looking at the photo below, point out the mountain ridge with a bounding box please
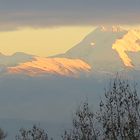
[7,57,91,77]
[55,26,140,72]
[0,26,140,77]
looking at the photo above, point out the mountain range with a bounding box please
[1,26,140,140]
[1,26,140,77]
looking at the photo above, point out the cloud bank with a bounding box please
[0,0,140,30]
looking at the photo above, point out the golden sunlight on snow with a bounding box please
[100,25,125,32]
[90,42,95,46]
[8,57,91,76]
[112,30,140,67]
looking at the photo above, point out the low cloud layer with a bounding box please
[0,0,140,31]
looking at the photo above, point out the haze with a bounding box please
[0,26,93,57]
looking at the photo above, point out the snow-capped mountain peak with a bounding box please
[1,26,140,77]
[55,26,140,72]
[112,29,140,67]
[99,25,126,32]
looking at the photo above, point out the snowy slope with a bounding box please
[56,26,140,72]
[7,57,91,76]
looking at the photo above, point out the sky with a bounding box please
[0,0,140,56]
[0,26,93,57]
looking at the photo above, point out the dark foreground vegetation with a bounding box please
[1,76,140,140]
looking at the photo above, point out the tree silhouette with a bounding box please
[62,76,140,140]
[12,75,140,140]
[97,76,140,140]
[62,102,98,140]
[15,125,49,140]
[0,128,7,140]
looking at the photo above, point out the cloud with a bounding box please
[0,0,140,31]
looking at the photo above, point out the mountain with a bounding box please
[0,52,34,67]
[0,52,90,77]
[1,26,140,77]
[55,26,140,72]
[0,26,140,139]
[7,57,91,76]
